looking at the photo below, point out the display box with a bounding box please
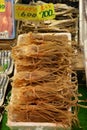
[0,0,15,39]
[7,121,71,130]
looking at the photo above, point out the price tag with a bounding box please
[14,3,55,21]
[0,0,5,12]
[15,4,38,21]
[37,3,55,20]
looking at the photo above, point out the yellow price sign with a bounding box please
[15,4,38,21]
[0,0,5,12]
[37,3,55,20]
[15,3,55,21]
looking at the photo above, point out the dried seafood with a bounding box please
[7,32,78,127]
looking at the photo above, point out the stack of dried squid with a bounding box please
[7,32,78,127]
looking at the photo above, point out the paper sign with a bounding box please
[15,4,38,21]
[0,0,5,12]
[15,3,55,21]
[38,3,55,20]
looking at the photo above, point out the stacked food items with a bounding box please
[7,32,78,127]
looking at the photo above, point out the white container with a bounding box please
[7,121,71,130]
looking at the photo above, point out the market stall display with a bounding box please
[0,0,87,130]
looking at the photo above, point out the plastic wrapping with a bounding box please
[0,0,15,39]
[0,74,9,106]
[0,50,14,75]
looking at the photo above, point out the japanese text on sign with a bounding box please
[14,3,55,21]
[15,4,38,21]
[38,3,55,20]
